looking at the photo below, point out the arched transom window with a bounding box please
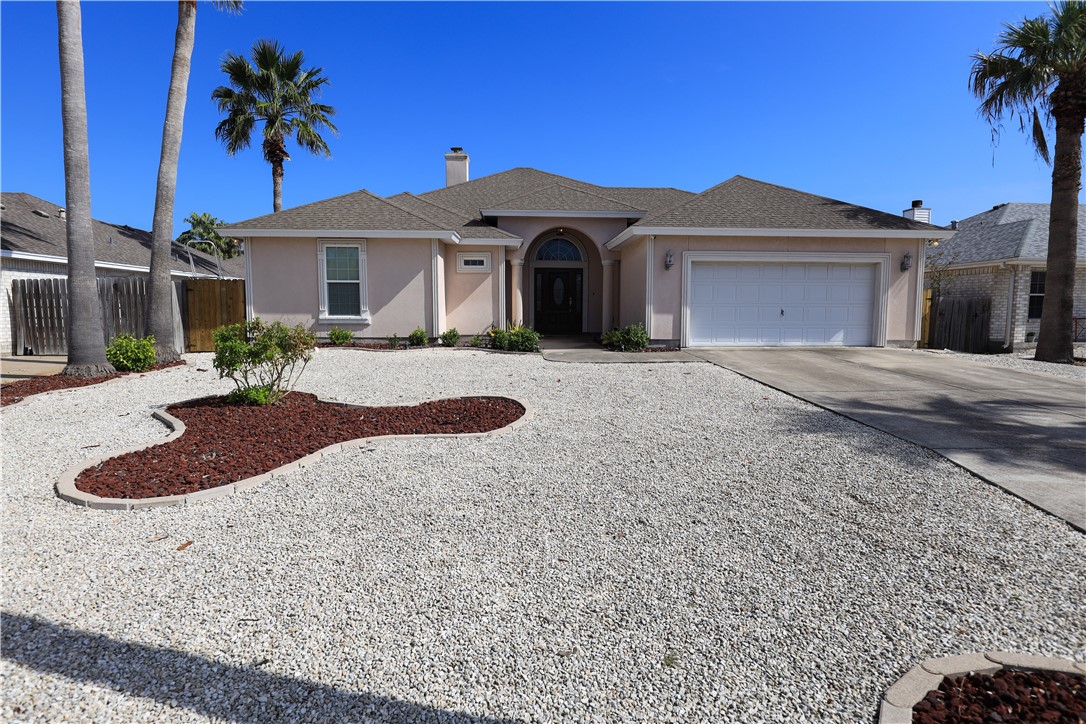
[535,238,582,262]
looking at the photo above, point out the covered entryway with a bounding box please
[686,259,881,347]
[532,237,586,335]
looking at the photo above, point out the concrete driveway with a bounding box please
[689,347,1086,532]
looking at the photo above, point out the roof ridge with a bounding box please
[637,177,744,225]
[350,189,447,230]
[396,192,473,221]
[551,182,643,210]
[493,182,642,211]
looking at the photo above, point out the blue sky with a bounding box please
[0,1,1062,233]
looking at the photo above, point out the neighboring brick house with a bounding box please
[1,192,244,354]
[925,203,1086,349]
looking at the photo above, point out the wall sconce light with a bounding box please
[556,228,565,236]
[665,250,674,270]
[900,252,913,272]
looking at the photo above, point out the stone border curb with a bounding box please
[878,651,1085,723]
[316,345,539,356]
[55,394,533,511]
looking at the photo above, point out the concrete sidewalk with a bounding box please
[540,336,701,363]
[1,356,66,384]
[689,347,1086,532]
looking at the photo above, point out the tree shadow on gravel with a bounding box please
[2,612,520,724]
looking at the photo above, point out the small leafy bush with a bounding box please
[226,385,272,406]
[408,326,428,346]
[440,328,461,347]
[106,334,157,372]
[601,323,649,352]
[387,333,401,349]
[327,327,354,346]
[212,318,316,405]
[489,324,540,352]
[469,335,484,348]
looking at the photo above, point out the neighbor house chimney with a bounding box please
[445,147,469,187]
[58,208,66,220]
[902,199,931,224]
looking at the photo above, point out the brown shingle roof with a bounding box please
[386,193,519,240]
[637,176,945,232]
[221,189,447,232]
[1,192,243,277]
[484,183,643,213]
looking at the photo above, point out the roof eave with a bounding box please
[605,226,955,250]
[221,228,462,243]
[479,209,645,219]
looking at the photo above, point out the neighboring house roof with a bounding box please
[928,203,1086,266]
[636,176,945,232]
[1,192,242,277]
[481,183,644,215]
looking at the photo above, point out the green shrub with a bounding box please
[387,333,401,349]
[106,334,157,372]
[469,335,484,348]
[408,326,428,346]
[327,327,354,346]
[488,324,540,352]
[440,328,461,347]
[226,385,272,406]
[212,318,316,405]
[600,323,649,351]
[620,323,649,351]
[600,329,622,349]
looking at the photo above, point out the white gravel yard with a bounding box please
[2,349,1084,723]
[913,345,1086,381]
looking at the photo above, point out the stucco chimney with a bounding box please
[902,199,931,224]
[445,147,469,187]
[58,208,66,220]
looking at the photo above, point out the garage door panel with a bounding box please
[687,261,877,347]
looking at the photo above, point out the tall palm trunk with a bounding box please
[272,159,283,212]
[146,1,197,364]
[263,135,287,212]
[56,0,113,377]
[1035,82,1085,364]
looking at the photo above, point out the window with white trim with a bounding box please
[1028,271,1046,319]
[318,241,369,320]
[457,252,491,273]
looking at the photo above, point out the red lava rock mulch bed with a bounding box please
[74,392,525,499]
[1,361,185,407]
[912,669,1085,723]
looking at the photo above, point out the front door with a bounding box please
[536,268,582,334]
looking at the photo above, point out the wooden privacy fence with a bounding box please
[11,276,244,356]
[926,296,991,354]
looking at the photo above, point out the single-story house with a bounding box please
[1,192,244,354]
[221,149,951,348]
[925,202,1086,348]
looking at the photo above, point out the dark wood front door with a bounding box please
[535,268,582,334]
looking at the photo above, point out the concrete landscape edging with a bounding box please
[55,394,534,511]
[878,651,1086,723]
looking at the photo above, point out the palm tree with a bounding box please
[146,1,242,365]
[177,211,241,258]
[211,39,337,212]
[970,1,1086,364]
[56,0,114,377]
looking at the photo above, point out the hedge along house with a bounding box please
[925,203,1086,349]
[222,149,951,347]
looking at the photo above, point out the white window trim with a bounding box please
[457,252,492,273]
[318,239,371,323]
[680,251,891,348]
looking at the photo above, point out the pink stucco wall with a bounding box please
[248,236,435,338]
[444,245,502,334]
[644,235,923,344]
[618,237,648,328]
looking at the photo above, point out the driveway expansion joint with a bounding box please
[878,652,1084,723]
[54,394,534,510]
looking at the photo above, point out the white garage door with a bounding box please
[687,262,876,346]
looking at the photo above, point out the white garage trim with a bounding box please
[681,251,891,348]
